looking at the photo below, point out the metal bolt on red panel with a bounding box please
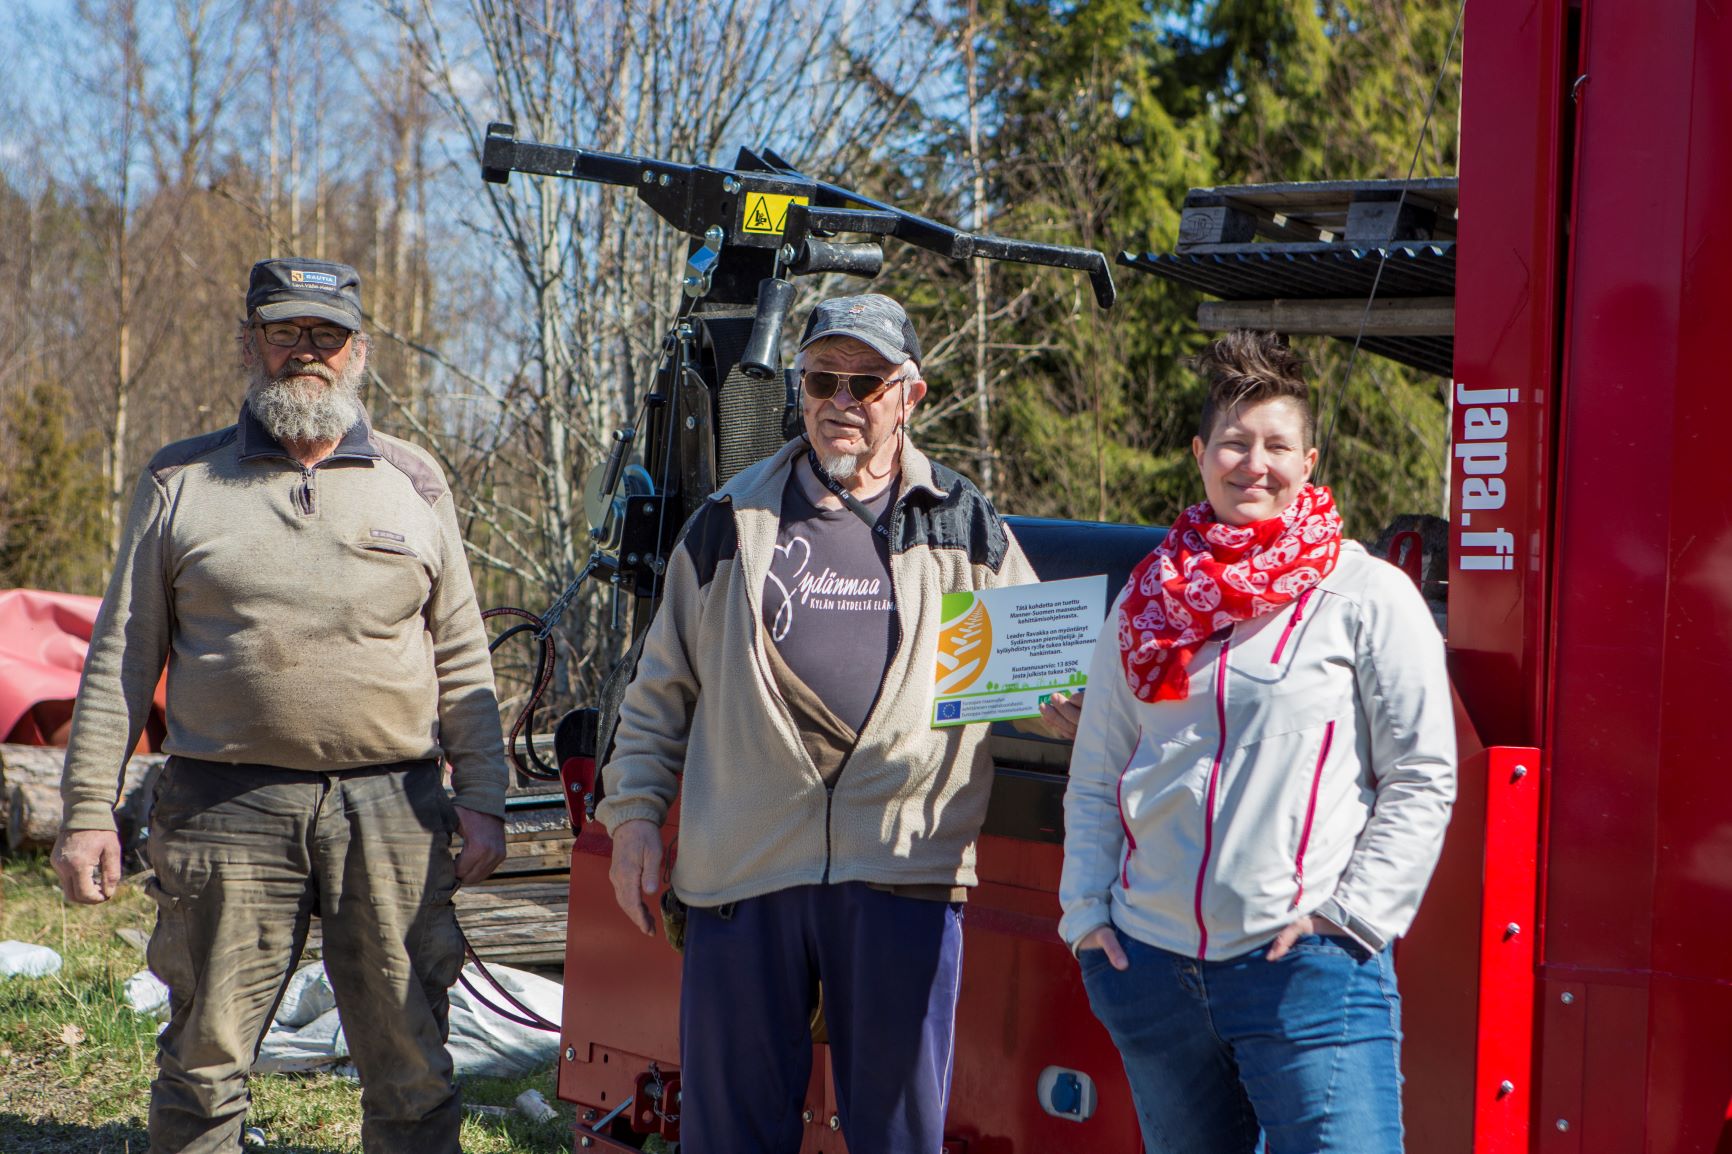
[829,1115,841,1130]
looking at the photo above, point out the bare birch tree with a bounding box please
[375,0,942,700]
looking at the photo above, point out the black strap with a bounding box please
[806,447,891,542]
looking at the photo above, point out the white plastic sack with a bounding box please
[124,968,171,1014]
[255,1006,350,1074]
[254,961,563,1078]
[445,963,564,1078]
[273,962,337,1027]
[0,941,62,979]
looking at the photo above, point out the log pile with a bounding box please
[0,744,166,852]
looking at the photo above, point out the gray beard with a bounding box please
[245,354,366,444]
[816,450,861,482]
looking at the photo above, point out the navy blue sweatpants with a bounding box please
[679,882,965,1154]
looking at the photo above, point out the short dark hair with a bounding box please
[1195,330,1315,449]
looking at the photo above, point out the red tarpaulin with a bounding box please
[0,589,165,748]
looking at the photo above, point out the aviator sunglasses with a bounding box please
[801,368,911,404]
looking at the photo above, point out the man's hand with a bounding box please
[52,829,123,905]
[453,806,507,886]
[1076,924,1130,971]
[1039,690,1085,741]
[1266,914,1321,961]
[608,819,664,935]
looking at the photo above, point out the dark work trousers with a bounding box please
[679,882,965,1154]
[143,757,466,1154]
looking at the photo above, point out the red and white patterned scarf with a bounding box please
[1119,484,1343,703]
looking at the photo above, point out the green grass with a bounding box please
[0,854,596,1153]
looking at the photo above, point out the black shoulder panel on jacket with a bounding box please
[894,460,1010,573]
[148,426,239,484]
[679,500,739,587]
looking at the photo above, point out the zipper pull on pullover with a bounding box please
[298,466,317,515]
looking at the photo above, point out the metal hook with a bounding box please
[682,225,725,299]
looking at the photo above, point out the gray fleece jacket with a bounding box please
[61,406,507,830]
[596,438,1037,906]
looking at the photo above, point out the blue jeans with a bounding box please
[1081,929,1403,1154]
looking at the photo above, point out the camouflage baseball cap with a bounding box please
[798,293,921,366]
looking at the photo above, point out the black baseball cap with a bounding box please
[799,293,922,366]
[246,257,364,330]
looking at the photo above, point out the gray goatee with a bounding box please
[246,347,367,443]
[815,450,861,482]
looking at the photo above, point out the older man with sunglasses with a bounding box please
[53,257,507,1154]
[599,293,1036,1154]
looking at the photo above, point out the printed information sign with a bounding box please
[932,574,1108,727]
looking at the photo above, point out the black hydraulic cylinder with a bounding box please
[599,426,635,499]
[790,240,884,278]
[740,277,797,380]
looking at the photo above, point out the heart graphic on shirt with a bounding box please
[766,536,812,642]
[773,536,811,582]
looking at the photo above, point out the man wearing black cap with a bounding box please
[53,257,508,1153]
[597,292,1036,1153]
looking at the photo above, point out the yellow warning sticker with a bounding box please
[741,192,808,235]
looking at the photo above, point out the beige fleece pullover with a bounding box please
[60,407,508,829]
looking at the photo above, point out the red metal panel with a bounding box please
[1472,748,1542,1154]
[1449,0,1568,749]
[555,826,1140,1150]
[1545,0,1684,972]
[1401,727,1488,1154]
[943,835,1142,1152]
[1539,1,1732,1149]
[1403,738,1542,1154]
[1534,975,1651,1150]
[1536,979,1585,1154]
[1647,979,1732,1153]
[1648,0,1732,1133]
[557,829,683,1127]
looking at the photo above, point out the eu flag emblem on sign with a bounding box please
[937,700,962,721]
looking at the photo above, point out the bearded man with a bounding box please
[598,293,1037,1154]
[53,257,508,1154]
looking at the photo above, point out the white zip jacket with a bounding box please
[1058,541,1455,960]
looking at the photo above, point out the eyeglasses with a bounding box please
[801,369,909,405]
[253,321,353,351]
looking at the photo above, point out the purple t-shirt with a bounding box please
[760,459,898,733]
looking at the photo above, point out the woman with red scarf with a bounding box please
[1051,332,1455,1153]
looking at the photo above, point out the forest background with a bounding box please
[0,0,1460,707]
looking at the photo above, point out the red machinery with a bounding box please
[1435,0,1732,1149]
[501,0,1732,1147]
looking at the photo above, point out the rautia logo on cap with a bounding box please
[247,258,364,331]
